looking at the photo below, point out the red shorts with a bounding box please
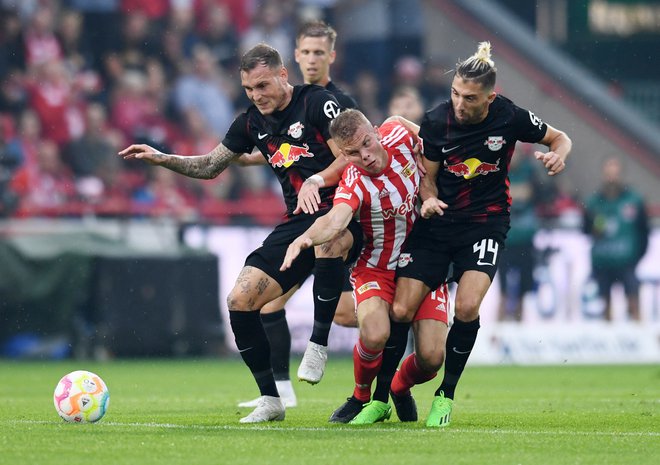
[351,266,449,324]
[415,282,449,324]
[351,266,396,307]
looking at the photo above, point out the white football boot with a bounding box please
[238,380,298,408]
[239,395,285,423]
[297,341,328,384]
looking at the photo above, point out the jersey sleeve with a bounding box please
[307,88,342,141]
[379,121,415,152]
[221,113,255,154]
[333,165,362,213]
[512,105,548,144]
[418,112,443,162]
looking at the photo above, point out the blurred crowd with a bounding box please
[0,0,454,223]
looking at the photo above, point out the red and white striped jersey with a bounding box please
[334,121,420,270]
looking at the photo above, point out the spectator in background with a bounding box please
[335,0,390,89]
[389,0,424,62]
[0,9,26,75]
[496,144,542,322]
[57,9,94,74]
[23,3,62,70]
[239,0,296,69]
[11,139,76,215]
[197,2,240,73]
[173,43,235,138]
[583,157,649,321]
[352,71,385,125]
[387,85,424,124]
[26,59,85,147]
[65,0,122,71]
[0,115,21,216]
[193,0,254,37]
[132,167,198,220]
[172,107,237,203]
[5,109,41,171]
[392,55,424,92]
[108,9,160,74]
[64,102,123,202]
[109,69,153,140]
[167,1,200,59]
[420,56,453,108]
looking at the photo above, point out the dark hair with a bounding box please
[240,43,283,72]
[455,41,497,91]
[329,109,370,142]
[296,20,337,50]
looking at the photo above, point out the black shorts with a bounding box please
[245,211,363,293]
[395,218,509,290]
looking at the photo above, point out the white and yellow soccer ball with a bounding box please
[53,370,110,423]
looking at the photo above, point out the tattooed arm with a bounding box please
[118,143,241,179]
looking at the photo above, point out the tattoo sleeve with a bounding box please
[158,144,240,179]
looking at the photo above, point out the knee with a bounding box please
[226,289,253,311]
[391,300,414,323]
[415,349,444,373]
[333,309,357,328]
[454,295,481,321]
[359,325,389,350]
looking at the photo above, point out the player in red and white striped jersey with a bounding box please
[281,109,450,425]
[335,121,419,271]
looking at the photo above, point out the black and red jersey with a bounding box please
[325,81,357,110]
[222,85,342,217]
[420,94,547,224]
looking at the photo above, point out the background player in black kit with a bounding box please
[391,42,573,427]
[119,44,361,423]
[237,21,358,410]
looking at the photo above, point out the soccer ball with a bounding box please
[53,370,110,423]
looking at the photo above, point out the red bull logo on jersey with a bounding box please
[444,158,500,179]
[268,143,313,168]
[484,136,506,151]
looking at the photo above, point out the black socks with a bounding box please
[310,257,344,346]
[436,316,480,399]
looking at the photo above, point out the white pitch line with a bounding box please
[6,420,659,437]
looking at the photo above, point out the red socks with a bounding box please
[352,339,383,402]
[391,353,437,396]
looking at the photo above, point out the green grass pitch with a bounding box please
[1,358,658,465]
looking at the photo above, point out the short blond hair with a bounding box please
[329,109,371,143]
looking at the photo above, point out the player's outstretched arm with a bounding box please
[233,149,268,166]
[280,203,353,270]
[535,124,572,176]
[118,143,241,179]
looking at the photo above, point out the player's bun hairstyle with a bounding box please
[329,109,370,142]
[240,43,283,72]
[455,41,497,90]
[297,20,337,50]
